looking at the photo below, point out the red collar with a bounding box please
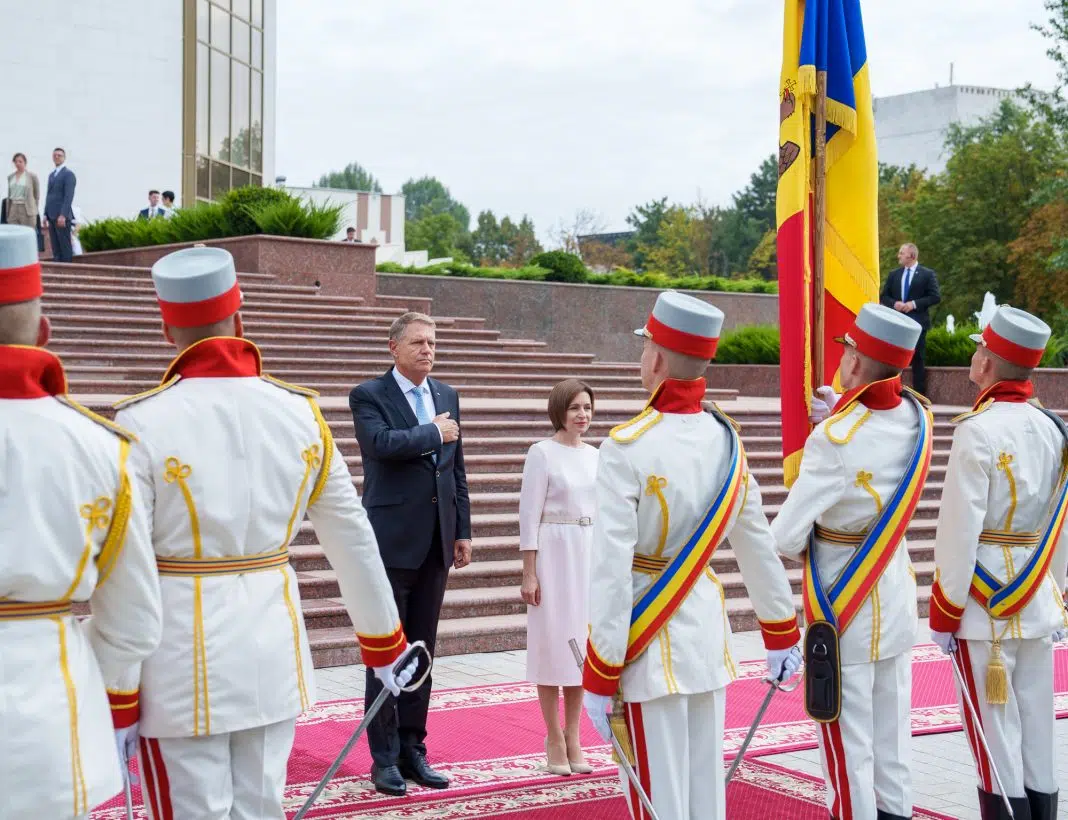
[832,376,903,413]
[974,380,1033,410]
[648,378,706,414]
[0,345,68,398]
[162,337,263,383]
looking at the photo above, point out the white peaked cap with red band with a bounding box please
[0,224,43,305]
[634,291,724,360]
[152,246,243,328]
[838,303,921,369]
[970,306,1050,369]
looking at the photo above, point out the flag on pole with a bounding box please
[776,0,880,487]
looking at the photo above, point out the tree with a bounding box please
[315,162,383,192]
[732,154,778,234]
[625,198,669,270]
[401,176,470,231]
[746,229,778,280]
[508,216,543,265]
[878,164,926,277]
[405,212,470,261]
[1021,0,1068,131]
[580,240,633,272]
[706,206,765,276]
[1009,193,1068,315]
[897,101,1068,321]
[551,209,605,256]
[471,210,505,265]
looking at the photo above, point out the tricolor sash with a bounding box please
[968,407,1068,619]
[802,391,933,633]
[625,409,746,663]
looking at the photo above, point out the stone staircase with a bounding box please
[42,262,1021,669]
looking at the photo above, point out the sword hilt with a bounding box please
[395,640,433,693]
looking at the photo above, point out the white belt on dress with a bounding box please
[540,515,593,527]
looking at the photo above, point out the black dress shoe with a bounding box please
[399,751,450,789]
[371,763,407,796]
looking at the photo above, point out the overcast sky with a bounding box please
[276,0,1060,240]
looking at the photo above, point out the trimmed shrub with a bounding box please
[79,187,339,252]
[924,326,979,367]
[714,326,781,364]
[529,251,587,283]
[219,186,293,236]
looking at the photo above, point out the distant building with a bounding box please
[577,231,635,251]
[874,85,1029,174]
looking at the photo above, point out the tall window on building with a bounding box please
[192,0,264,202]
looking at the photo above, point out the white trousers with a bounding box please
[138,719,296,820]
[954,638,1057,797]
[816,652,912,820]
[619,689,725,820]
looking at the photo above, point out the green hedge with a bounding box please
[376,260,777,294]
[715,326,781,364]
[924,326,980,366]
[79,186,343,252]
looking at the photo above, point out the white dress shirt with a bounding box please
[391,366,442,442]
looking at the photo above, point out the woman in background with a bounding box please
[6,153,40,228]
[519,379,598,776]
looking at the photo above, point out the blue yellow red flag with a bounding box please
[777,0,880,487]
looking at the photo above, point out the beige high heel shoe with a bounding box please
[545,738,572,776]
[565,735,593,774]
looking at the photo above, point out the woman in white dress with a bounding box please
[519,379,599,776]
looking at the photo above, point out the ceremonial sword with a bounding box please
[568,638,661,820]
[724,670,802,784]
[293,641,432,820]
[949,647,1015,819]
[122,770,134,820]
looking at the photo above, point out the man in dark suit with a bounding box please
[349,311,472,797]
[880,242,941,395]
[139,190,166,220]
[42,147,76,263]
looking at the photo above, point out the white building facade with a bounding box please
[2,0,277,222]
[873,85,1028,174]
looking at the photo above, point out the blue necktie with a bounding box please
[412,386,436,463]
[902,268,912,302]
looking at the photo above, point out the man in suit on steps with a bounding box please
[880,242,941,396]
[42,147,76,263]
[349,311,472,797]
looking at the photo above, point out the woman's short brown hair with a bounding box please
[11,153,26,163]
[547,379,595,431]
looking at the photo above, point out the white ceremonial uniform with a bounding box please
[115,338,405,820]
[772,384,923,820]
[586,384,800,820]
[0,347,162,820]
[931,392,1068,803]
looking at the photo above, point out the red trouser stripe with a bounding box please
[624,702,654,820]
[957,641,993,792]
[139,737,163,820]
[821,720,854,819]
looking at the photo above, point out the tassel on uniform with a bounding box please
[609,696,635,766]
[985,641,1008,705]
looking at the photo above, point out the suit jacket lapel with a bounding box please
[382,370,419,427]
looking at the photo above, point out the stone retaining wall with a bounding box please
[377,273,779,362]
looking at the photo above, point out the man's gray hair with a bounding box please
[901,242,919,259]
[389,311,436,342]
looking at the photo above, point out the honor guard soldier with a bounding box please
[772,303,932,820]
[582,291,802,820]
[114,247,416,819]
[930,306,1066,820]
[0,225,163,818]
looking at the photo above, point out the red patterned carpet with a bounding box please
[91,644,1066,819]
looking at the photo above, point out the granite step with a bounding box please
[41,262,279,282]
[42,291,403,315]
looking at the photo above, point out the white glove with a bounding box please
[373,656,419,697]
[115,723,140,787]
[766,645,803,683]
[583,692,613,742]
[931,630,957,655]
[1052,628,1067,643]
[808,386,840,424]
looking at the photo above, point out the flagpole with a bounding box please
[813,70,828,384]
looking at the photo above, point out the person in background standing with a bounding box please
[161,190,176,217]
[6,153,40,229]
[342,227,357,242]
[43,147,76,263]
[349,311,471,798]
[519,379,598,777]
[880,242,941,396]
[138,190,165,220]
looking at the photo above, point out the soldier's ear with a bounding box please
[234,313,244,338]
[161,321,175,345]
[36,315,51,347]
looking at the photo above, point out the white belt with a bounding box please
[540,515,593,527]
